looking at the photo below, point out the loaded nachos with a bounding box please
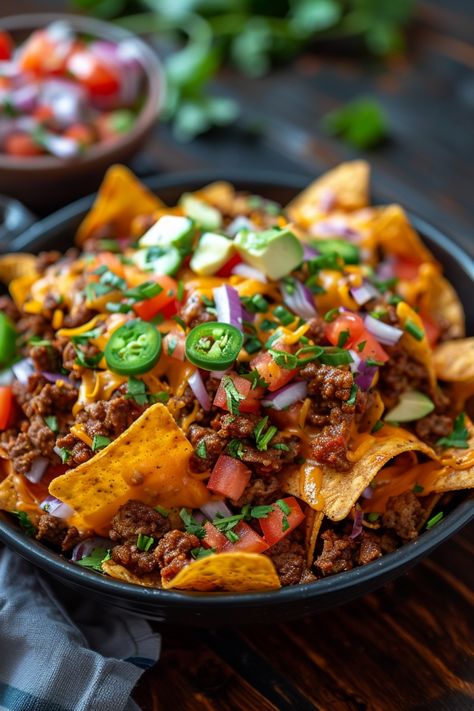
[0,161,472,593]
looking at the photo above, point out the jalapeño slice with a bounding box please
[104,319,162,375]
[185,322,243,370]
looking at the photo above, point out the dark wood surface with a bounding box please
[2,1,474,709]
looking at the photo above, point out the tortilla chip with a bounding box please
[371,205,435,264]
[101,560,162,588]
[287,161,370,224]
[194,181,236,213]
[75,165,164,245]
[49,403,209,529]
[433,338,474,383]
[421,274,465,339]
[0,474,18,511]
[305,510,324,567]
[396,301,436,390]
[162,552,281,592]
[9,272,38,308]
[0,253,37,285]
[433,422,474,493]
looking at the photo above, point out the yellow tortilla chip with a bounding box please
[9,272,38,309]
[305,510,324,567]
[162,552,281,592]
[433,338,474,383]
[194,181,236,213]
[76,165,164,245]
[420,274,465,339]
[372,205,435,264]
[101,560,162,588]
[396,301,436,390]
[433,422,474,493]
[287,161,370,224]
[49,403,209,529]
[0,474,18,511]
[0,253,37,284]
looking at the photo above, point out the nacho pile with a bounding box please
[0,161,472,594]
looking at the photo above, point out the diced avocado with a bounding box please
[180,194,223,231]
[139,215,194,253]
[132,245,182,276]
[190,233,236,276]
[384,390,434,423]
[235,227,304,280]
[312,238,360,265]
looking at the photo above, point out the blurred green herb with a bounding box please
[73,0,412,140]
[322,98,388,148]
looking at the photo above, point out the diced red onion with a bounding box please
[10,84,38,113]
[42,372,77,388]
[226,216,257,238]
[362,486,373,500]
[41,132,80,159]
[40,495,74,519]
[319,188,336,213]
[24,457,49,484]
[348,349,361,374]
[355,361,377,391]
[200,501,232,520]
[350,282,380,306]
[349,508,363,540]
[188,370,211,411]
[241,307,255,324]
[232,263,267,283]
[193,511,206,523]
[40,80,87,128]
[71,536,111,562]
[12,358,34,384]
[311,218,361,241]
[302,243,319,260]
[364,315,403,346]
[213,284,243,329]
[280,279,317,320]
[262,381,307,410]
[210,369,230,380]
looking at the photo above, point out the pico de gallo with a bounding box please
[0,21,146,158]
[0,162,472,593]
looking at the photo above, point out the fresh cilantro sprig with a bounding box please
[77,547,111,572]
[11,510,36,537]
[436,413,469,449]
[222,375,245,415]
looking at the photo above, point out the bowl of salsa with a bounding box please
[0,13,164,213]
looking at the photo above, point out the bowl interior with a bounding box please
[1,171,473,624]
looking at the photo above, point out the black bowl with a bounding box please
[1,171,473,625]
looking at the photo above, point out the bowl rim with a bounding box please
[0,12,165,172]
[1,169,473,609]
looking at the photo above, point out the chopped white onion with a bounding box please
[24,457,49,484]
[232,263,267,283]
[188,370,211,411]
[348,349,361,373]
[364,315,403,346]
[262,381,307,410]
[12,358,34,384]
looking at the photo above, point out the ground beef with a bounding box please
[233,475,282,507]
[111,544,160,575]
[238,438,301,475]
[300,362,353,402]
[16,314,55,342]
[305,316,327,344]
[35,513,82,552]
[378,347,429,409]
[0,295,19,321]
[382,491,423,541]
[61,340,102,374]
[109,500,171,544]
[155,530,200,583]
[75,396,147,440]
[267,537,316,586]
[364,297,398,325]
[310,416,352,471]
[35,251,60,273]
[30,344,62,373]
[358,532,383,565]
[15,378,78,419]
[217,413,260,439]
[62,305,96,329]
[315,530,356,575]
[188,424,226,472]
[54,433,92,466]
[179,292,215,328]
[415,413,453,444]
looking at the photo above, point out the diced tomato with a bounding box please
[259,496,305,546]
[213,372,263,414]
[163,330,185,361]
[161,299,179,319]
[63,122,96,147]
[222,521,269,553]
[207,454,251,500]
[0,386,13,430]
[18,29,75,75]
[0,31,14,61]
[250,339,297,392]
[67,49,120,97]
[32,105,55,125]
[4,133,44,157]
[420,313,441,347]
[92,252,125,278]
[326,312,389,363]
[393,257,420,281]
[269,402,303,430]
[133,275,177,321]
[216,253,242,277]
[202,521,228,550]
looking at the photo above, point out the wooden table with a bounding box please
[3,1,474,709]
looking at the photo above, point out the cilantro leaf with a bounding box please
[92,435,111,452]
[180,508,206,539]
[77,547,110,572]
[323,98,388,149]
[222,375,245,415]
[436,413,469,449]
[44,415,58,432]
[11,510,36,537]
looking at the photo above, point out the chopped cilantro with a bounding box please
[74,347,104,369]
[191,547,215,560]
[155,505,169,517]
[367,512,380,523]
[337,329,350,348]
[98,269,127,291]
[180,508,206,539]
[387,294,403,306]
[250,505,273,519]
[281,515,290,532]
[77,547,110,572]
[226,438,245,459]
[241,369,268,389]
[84,281,114,301]
[149,391,170,404]
[124,281,163,302]
[244,336,262,355]
[426,511,444,530]
[11,510,36,537]
[276,499,291,516]
[222,375,245,415]
[324,307,339,323]
[357,340,367,352]
[268,349,298,370]
[92,435,111,452]
[226,530,240,543]
[106,302,133,314]
[57,447,71,464]
[126,377,148,405]
[412,483,424,494]
[365,358,384,367]
[273,442,290,451]
[137,533,155,552]
[273,305,294,326]
[195,440,208,459]
[436,412,469,449]
[70,327,102,345]
[254,417,278,451]
[44,415,58,432]
[404,320,424,341]
[173,315,187,330]
[177,281,184,302]
[346,383,358,407]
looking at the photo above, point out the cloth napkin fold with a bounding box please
[0,546,161,711]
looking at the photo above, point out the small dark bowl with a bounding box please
[0,14,164,214]
[0,171,473,625]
